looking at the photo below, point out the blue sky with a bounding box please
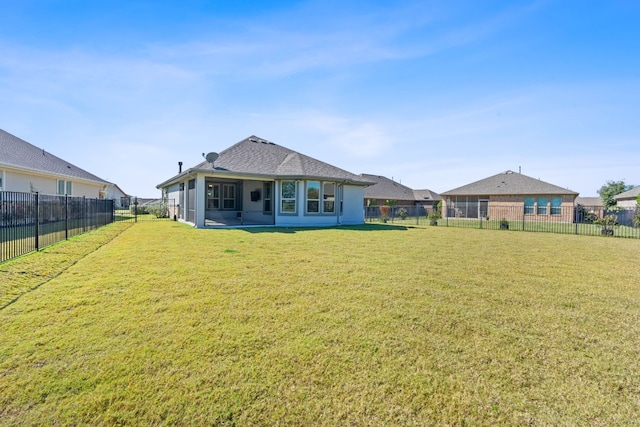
[1,0,639,197]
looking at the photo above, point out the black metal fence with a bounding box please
[365,205,640,239]
[113,197,176,223]
[1,192,115,263]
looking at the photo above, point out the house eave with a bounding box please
[156,168,373,189]
[0,162,110,186]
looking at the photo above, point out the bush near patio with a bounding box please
[1,221,639,425]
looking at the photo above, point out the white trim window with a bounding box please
[57,180,72,195]
[537,197,548,215]
[524,197,535,215]
[306,181,337,214]
[551,197,562,215]
[0,170,4,191]
[280,180,297,214]
[207,184,220,209]
[222,184,236,209]
[323,182,335,213]
[263,182,272,213]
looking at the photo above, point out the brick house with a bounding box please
[440,170,579,222]
[361,174,441,210]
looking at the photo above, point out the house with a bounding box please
[0,128,119,199]
[614,186,640,208]
[156,136,373,228]
[575,196,605,221]
[412,189,442,210]
[440,170,579,222]
[361,173,441,217]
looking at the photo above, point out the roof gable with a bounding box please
[185,136,371,184]
[614,186,640,200]
[0,129,109,184]
[361,174,418,201]
[413,189,442,202]
[441,170,578,196]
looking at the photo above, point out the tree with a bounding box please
[597,180,634,208]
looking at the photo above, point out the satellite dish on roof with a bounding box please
[205,152,219,165]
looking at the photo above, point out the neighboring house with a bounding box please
[0,128,118,198]
[440,170,579,222]
[614,186,640,208]
[361,174,419,207]
[361,173,441,213]
[156,136,373,228]
[107,183,131,209]
[575,196,605,220]
[413,189,442,210]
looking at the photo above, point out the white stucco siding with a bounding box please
[616,199,637,208]
[340,184,366,225]
[163,182,182,220]
[274,182,365,227]
[2,168,104,197]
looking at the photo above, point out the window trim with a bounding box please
[306,181,321,214]
[305,180,337,215]
[550,196,562,215]
[280,180,297,214]
[57,179,72,195]
[323,182,335,213]
[537,197,548,215]
[207,183,220,209]
[222,183,236,210]
[524,197,535,215]
[263,182,273,214]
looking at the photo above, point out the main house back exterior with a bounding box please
[156,136,373,228]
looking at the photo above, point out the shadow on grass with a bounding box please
[240,223,412,234]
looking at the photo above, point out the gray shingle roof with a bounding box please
[614,186,640,200]
[0,128,109,184]
[162,136,372,186]
[575,196,603,206]
[361,174,419,201]
[413,189,442,202]
[441,170,578,196]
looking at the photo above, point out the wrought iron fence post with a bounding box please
[34,192,40,251]
[65,195,69,240]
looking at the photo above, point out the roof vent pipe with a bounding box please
[178,161,183,173]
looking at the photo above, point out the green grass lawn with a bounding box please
[1,221,639,425]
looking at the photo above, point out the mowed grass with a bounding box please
[1,222,639,425]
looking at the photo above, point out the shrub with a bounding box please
[398,208,408,220]
[148,203,169,218]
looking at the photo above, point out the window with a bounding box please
[57,180,72,195]
[551,197,562,215]
[537,197,548,215]
[323,182,335,213]
[524,197,535,215]
[0,171,3,191]
[207,184,220,209]
[306,181,320,213]
[263,182,272,213]
[222,184,236,209]
[305,181,337,214]
[281,180,296,213]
